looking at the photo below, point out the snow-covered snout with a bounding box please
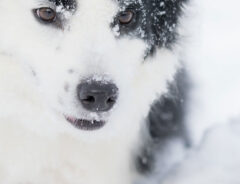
[0,0,179,134]
[0,0,148,132]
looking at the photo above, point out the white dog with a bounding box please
[0,0,189,183]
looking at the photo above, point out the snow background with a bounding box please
[186,0,240,145]
[145,0,240,183]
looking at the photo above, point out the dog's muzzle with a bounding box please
[77,80,118,112]
[65,79,118,131]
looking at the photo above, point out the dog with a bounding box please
[0,0,189,183]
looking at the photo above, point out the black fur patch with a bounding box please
[136,68,191,174]
[113,0,187,49]
[148,69,189,140]
[49,0,76,9]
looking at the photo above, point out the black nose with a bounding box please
[77,81,118,112]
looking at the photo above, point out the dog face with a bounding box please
[0,0,186,136]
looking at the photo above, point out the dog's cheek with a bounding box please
[130,48,179,115]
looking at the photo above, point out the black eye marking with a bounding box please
[112,0,188,53]
[111,7,141,37]
[35,7,56,23]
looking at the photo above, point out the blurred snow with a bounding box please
[142,0,240,183]
[162,121,240,184]
[186,0,240,143]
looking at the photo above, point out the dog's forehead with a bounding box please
[42,0,121,12]
[48,0,76,9]
[45,0,142,9]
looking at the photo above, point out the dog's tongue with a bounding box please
[66,116,77,123]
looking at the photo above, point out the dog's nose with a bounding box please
[77,81,118,112]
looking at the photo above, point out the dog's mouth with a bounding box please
[65,116,106,131]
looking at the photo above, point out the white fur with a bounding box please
[0,0,181,183]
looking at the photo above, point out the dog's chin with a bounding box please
[65,116,106,131]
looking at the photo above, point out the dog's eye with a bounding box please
[36,7,56,22]
[118,10,134,25]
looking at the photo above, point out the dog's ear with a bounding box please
[147,0,187,48]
